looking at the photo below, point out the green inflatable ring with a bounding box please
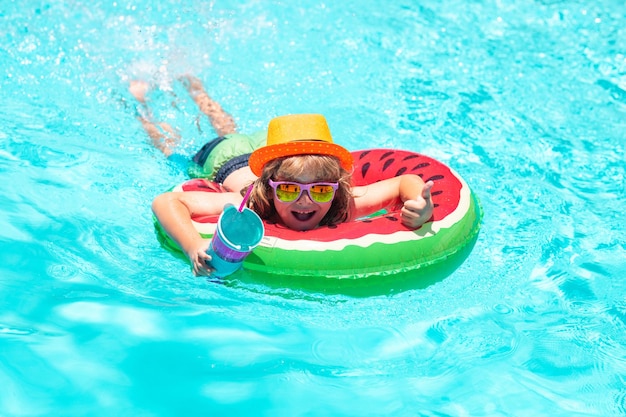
[154,149,482,296]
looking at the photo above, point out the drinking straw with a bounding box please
[238,185,253,212]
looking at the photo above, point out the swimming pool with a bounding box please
[1,0,625,415]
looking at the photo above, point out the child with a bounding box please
[131,78,433,277]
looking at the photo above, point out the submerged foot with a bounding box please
[179,74,206,97]
[178,74,238,136]
[129,80,150,104]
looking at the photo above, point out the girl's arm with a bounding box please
[152,191,243,276]
[352,174,434,229]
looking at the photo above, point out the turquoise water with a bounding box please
[1,0,625,415]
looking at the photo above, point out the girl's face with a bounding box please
[271,171,334,231]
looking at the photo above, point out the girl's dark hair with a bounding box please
[245,154,352,227]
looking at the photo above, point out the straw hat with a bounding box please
[248,114,353,176]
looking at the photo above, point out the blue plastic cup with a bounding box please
[206,204,264,278]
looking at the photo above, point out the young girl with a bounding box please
[131,77,433,277]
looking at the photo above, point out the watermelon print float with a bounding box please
[155,149,482,295]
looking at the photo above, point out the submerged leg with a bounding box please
[129,80,180,157]
[180,75,237,137]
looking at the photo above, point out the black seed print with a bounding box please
[385,216,398,222]
[426,174,444,182]
[432,190,443,196]
[379,151,394,160]
[359,150,371,159]
[395,167,407,176]
[361,162,371,178]
[402,154,420,161]
[411,163,430,171]
[382,158,395,171]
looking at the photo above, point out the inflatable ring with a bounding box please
[154,149,482,296]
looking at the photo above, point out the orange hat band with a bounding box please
[249,141,353,176]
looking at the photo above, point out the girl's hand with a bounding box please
[401,180,434,229]
[186,239,214,277]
